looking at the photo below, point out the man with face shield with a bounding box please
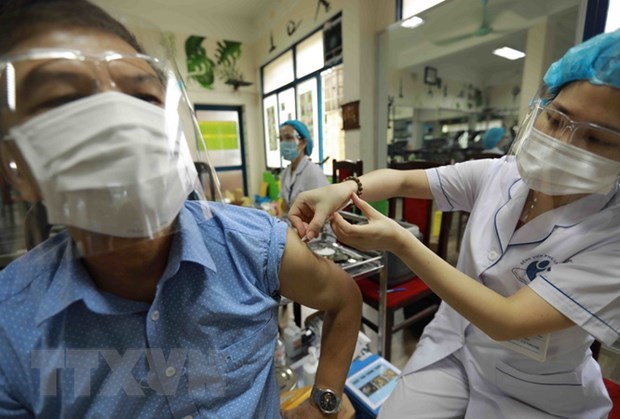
[290,30,620,418]
[278,120,329,214]
[0,1,362,418]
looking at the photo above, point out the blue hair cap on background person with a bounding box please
[482,127,505,149]
[544,29,620,94]
[280,120,313,156]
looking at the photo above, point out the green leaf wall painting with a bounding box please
[185,35,215,89]
[185,36,249,90]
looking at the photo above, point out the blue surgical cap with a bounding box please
[482,127,505,149]
[544,29,620,94]
[280,120,313,156]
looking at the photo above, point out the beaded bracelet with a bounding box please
[343,175,363,197]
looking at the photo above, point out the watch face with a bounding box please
[319,391,338,411]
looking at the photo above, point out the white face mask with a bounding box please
[516,127,620,196]
[8,92,197,237]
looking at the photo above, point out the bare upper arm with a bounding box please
[500,285,575,340]
[401,169,433,200]
[279,229,360,312]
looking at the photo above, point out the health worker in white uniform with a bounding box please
[278,120,329,214]
[289,29,620,418]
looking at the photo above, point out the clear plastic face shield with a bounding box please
[0,14,222,257]
[509,30,620,197]
[508,86,620,196]
[279,126,304,163]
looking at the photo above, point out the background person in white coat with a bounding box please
[290,29,620,418]
[278,120,329,214]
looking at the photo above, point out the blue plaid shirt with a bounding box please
[0,201,288,418]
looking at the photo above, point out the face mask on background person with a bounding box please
[280,140,301,161]
[516,127,620,195]
[7,91,197,237]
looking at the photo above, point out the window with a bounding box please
[195,105,247,197]
[606,0,620,32]
[296,78,320,162]
[261,13,343,172]
[320,65,344,175]
[296,31,324,78]
[263,94,280,168]
[263,51,294,95]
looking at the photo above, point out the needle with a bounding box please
[386,287,406,293]
[301,199,353,242]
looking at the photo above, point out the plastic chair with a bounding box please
[591,341,620,419]
[332,159,363,184]
[332,159,363,214]
[607,379,620,419]
[355,160,452,360]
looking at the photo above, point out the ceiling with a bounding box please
[93,0,281,41]
[126,0,276,20]
[387,0,584,87]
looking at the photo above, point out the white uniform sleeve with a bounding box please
[529,243,620,346]
[426,159,497,212]
[289,163,329,204]
[302,163,329,190]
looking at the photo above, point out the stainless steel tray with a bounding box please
[307,239,383,278]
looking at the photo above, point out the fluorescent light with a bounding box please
[605,0,619,32]
[402,0,446,17]
[493,47,526,60]
[401,16,425,28]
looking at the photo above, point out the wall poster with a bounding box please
[299,90,314,137]
[266,105,278,151]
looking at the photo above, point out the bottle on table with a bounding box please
[283,321,303,358]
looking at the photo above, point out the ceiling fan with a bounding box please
[434,0,498,46]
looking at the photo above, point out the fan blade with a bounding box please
[481,0,490,28]
[434,0,497,45]
[434,32,475,46]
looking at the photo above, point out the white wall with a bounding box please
[342,0,392,169]
[92,0,258,43]
[254,0,345,65]
[344,1,395,170]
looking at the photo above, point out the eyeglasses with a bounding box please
[278,133,301,142]
[532,102,620,161]
[0,49,167,117]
